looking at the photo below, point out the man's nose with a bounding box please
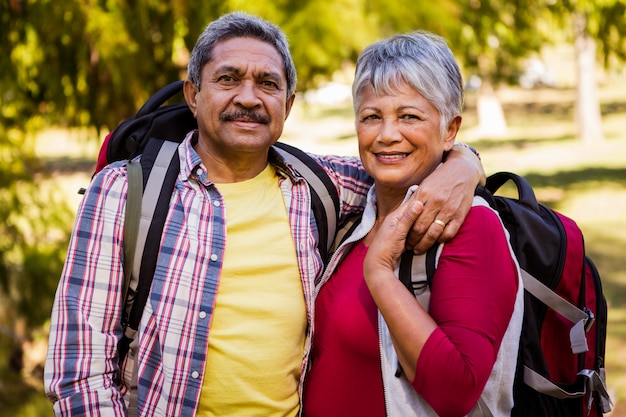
[233,81,262,108]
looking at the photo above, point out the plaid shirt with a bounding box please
[44,132,371,417]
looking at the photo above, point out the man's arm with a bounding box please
[406,143,485,254]
[44,167,128,416]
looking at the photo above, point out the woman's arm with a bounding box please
[363,197,437,379]
[364,203,518,416]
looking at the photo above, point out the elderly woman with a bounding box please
[303,32,524,417]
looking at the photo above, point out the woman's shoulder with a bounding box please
[449,204,512,255]
[464,203,505,230]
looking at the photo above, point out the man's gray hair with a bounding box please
[187,11,297,98]
[352,31,464,137]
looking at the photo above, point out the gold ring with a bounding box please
[433,219,446,228]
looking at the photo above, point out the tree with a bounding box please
[0,1,75,332]
[451,0,548,138]
[282,0,371,93]
[1,0,188,135]
[549,0,626,143]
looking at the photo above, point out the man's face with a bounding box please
[187,37,294,163]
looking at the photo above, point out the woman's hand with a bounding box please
[364,196,423,275]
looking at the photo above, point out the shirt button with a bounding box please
[196,168,202,176]
[213,200,221,207]
[199,311,207,319]
[210,254,218,261]
[191,371,199,379]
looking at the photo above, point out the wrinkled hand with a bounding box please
[405,145,485,253]
[365,198,423,275]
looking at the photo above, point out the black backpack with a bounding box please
[398,174,612,417]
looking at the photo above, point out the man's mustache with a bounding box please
[220,110,270,124]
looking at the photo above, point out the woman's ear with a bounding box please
[443,115,462,150]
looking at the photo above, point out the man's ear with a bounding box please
[443,115,462,150]
[284,93,296,120]
[183,80,199,117]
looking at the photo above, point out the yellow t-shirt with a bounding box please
[196,164,306,417]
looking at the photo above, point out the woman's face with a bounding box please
[356,81,460,193]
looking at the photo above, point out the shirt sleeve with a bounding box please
[310,153,373,221]
[44,164,129,417]
[411,206,519,417]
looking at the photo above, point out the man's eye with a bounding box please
[218,75,235,82]
[261,80,279,89]
[401,114,420,120]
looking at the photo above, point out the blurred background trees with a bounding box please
[1,0,626,412]
[4,0,626,140]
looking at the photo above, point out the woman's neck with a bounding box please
[374,186,409,219]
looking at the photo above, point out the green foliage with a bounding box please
[283,0,372,91]
[1,0,186,134]
[548,0,626,68]
[365,0,460,37]
[2,0,626,134]
[594,1,626,65]
[452,0,549,85]
[0,129,72,330]
[0,0,624,336]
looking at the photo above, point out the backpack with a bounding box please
[94,80,345,412]
[398,173,612,417]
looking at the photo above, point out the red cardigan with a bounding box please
[303,206,519,417]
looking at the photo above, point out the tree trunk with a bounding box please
[573,12,604,143]
[476,80,508,138]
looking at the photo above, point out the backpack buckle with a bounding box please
[583,308,595,332]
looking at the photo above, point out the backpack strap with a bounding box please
[135,81,185,116]
[122,160,143,307]
[522,366,612,411]
[273,141,340,264]
[521,269,591,353]
[118,139,179,366]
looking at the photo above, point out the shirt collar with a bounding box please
[177,131,299,184]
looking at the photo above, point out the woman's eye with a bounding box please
[361,114,380,122]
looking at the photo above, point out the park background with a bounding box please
[1,0,625,415]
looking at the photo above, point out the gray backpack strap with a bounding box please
[523,366,612,412]
[520,269,591,354]
[129,140,179,283]
[121,160,142,416]
[123,160,143,305]
[120,141,179,416]
[273,143,339,264]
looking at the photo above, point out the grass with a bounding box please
[14,78,626,416]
